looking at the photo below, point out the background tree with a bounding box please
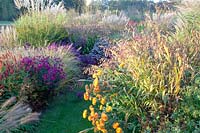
[55,0,86,14]
[0,0,19,21]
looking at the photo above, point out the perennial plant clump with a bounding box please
[82,4,200,132]
[82,69,124,133]
[19,56,66,110]
[13,0,68,47]
[0,44,79,110]
[20,56,66,89]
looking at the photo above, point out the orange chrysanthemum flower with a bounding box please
[112,122,120,129]
[101,112,108,122]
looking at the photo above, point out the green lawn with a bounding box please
[34,89,92,133]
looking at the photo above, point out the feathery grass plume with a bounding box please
[0,97,40,132]
[0,26,17,47]
[14,0,65,14]
[1,97,17,109]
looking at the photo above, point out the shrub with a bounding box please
[65,10,129,54]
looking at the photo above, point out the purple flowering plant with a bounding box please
[20,56,66,90]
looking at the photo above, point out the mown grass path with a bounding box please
[35,90,91,133]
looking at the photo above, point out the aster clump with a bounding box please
[19,56,66,110]
[20,56,66,89]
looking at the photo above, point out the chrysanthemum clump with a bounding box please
[82,69,123,133]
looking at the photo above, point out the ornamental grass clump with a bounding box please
[14,0,68,47]
[0,26,17,47]
[0,97,40,132]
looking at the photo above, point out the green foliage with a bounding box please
[82,35,98,55]
[15,12,68,47]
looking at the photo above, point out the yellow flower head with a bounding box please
[119,62,125,68]
[89,105,94,111]
[84,92,89,101]
[116,127,123,133]
[96,120,105,130]
[88,115,92,121]
[94,112,99,119]
[112,122,120,129]
[99,105,103,110]
[100,98,106,105]
[82,109,87,119]
[96,69,103,76]
[92,73,98,79]
[96,124,102,130]
[106,106,112,113]
[92,97,97,105]
[93,78,99,88]
[94,85,101,93]
[101,128,108,133]
[99,119,105,127]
